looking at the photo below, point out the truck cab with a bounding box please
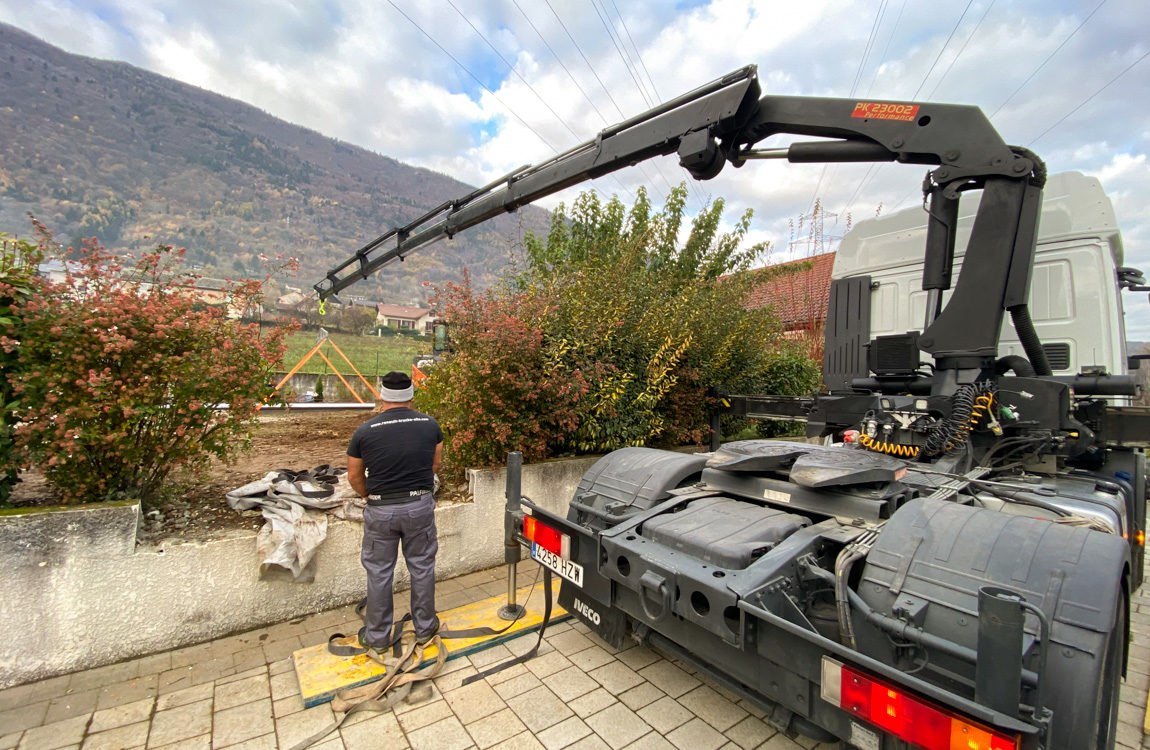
[835,171,1134,380]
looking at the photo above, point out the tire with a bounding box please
[1043,589,1126,750]
[1091,593,1125,750]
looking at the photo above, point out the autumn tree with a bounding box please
[418,186,819,470]
[1,222,296,504]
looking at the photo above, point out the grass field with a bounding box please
[276,330,428,376]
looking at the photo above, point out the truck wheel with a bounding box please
[1044,593,1124,749]
[1090,594,1124,750]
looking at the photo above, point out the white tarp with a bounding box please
[226,466,363,582]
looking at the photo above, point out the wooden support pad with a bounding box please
[293,580,568,707]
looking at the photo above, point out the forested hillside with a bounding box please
[0,23,549,303]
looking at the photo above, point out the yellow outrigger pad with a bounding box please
[294,580,568,707]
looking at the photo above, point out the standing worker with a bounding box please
[347,371,444,652]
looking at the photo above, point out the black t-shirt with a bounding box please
[347,407,444,495]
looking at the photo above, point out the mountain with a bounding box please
[0,23,549,304]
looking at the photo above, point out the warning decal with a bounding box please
[852,102,920,121]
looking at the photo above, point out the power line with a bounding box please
[589,0,653,106]
[850,0,889,97]
[608,0,660,100]
[445,0,637,202]
[844,2,975,216]
[864,0,907,95]
[539,0,694,209]
[385,0,559,152]
[989,0,1108,119]
[511,0,609,124]
[925,0,995,100]
[446,0,582,142]
[584,0,704,208]
[809,0,888,219]
[913,0,974,99]
[1028,49,1150,146]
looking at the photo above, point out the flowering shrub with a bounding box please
[0,234,43,506]
[1,222,296,504]
[419,186,821,470]
[417,273,600,469]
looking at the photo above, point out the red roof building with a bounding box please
[744,252,836,359]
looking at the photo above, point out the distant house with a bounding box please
[276,290,308,314]
[376,303,436,333]
[743,252,836,358]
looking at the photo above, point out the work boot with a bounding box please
[416,616,441,645]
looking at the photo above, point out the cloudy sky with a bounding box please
[3,0,1149,335]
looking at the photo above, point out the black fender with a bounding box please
[558,447,709,646]
[858,498,1129,748]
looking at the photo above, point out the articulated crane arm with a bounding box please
[315,64,1044,370]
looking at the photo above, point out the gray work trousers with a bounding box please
[361,492,438,646]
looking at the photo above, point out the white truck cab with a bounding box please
[835,171,1132,377]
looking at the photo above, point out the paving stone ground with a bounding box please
[3,557,1150,750]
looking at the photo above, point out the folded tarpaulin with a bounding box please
[226,465,360,582]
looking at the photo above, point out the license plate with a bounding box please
[531,543,584,587]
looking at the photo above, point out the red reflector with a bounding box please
[831,661,1019,750]
[523,515,565,556]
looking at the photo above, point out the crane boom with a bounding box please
[316,63,1043,370]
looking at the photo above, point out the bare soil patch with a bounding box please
[9,410,370,543]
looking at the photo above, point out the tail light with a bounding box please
[821,657,1019,750]
[523,514,570,558]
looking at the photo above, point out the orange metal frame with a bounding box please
[274,340,381,403]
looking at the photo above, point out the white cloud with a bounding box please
[3,0,1149,335]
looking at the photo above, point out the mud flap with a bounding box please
[559,578,628,649]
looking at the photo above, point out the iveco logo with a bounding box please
[572,598,601,626]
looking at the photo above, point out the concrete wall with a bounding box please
[0,455,601,688]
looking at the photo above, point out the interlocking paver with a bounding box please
[506,685,574,733]
[465,707,528,749]
[148,698,212,747]
[587,661,643,696]
[636,695,693,735]
[14,713,88,749]
[340,711,408,750]
[666,717,726,750]
[637,661,700,699]
[395,698,453,733]
[94,674,157,711]
[677,685,748,732]
[212,697,274,747]
[42,688,99,723]
[89,695,153,733]
[617,682,663,711]
[568,688,617,719]
[626,732,677,750]
[615,647,661,673]
[723,715,776,749]
[443,679,506,724]
[79,720,149,750]
[274,703,336,748]
[583,702,651,749]
[406,715,472,750]
[568,646,615,673]
[493,671,543,701]
[215,674,270,711]
[535,715,592,750]
[155,682,213,712]
[544,666,599,703]
[0,700,48,734]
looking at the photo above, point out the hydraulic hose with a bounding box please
[995,355,1036,378]
[1008,305,1052,376]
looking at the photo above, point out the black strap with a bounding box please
[327,611,413,657]
[462,569,553,685]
